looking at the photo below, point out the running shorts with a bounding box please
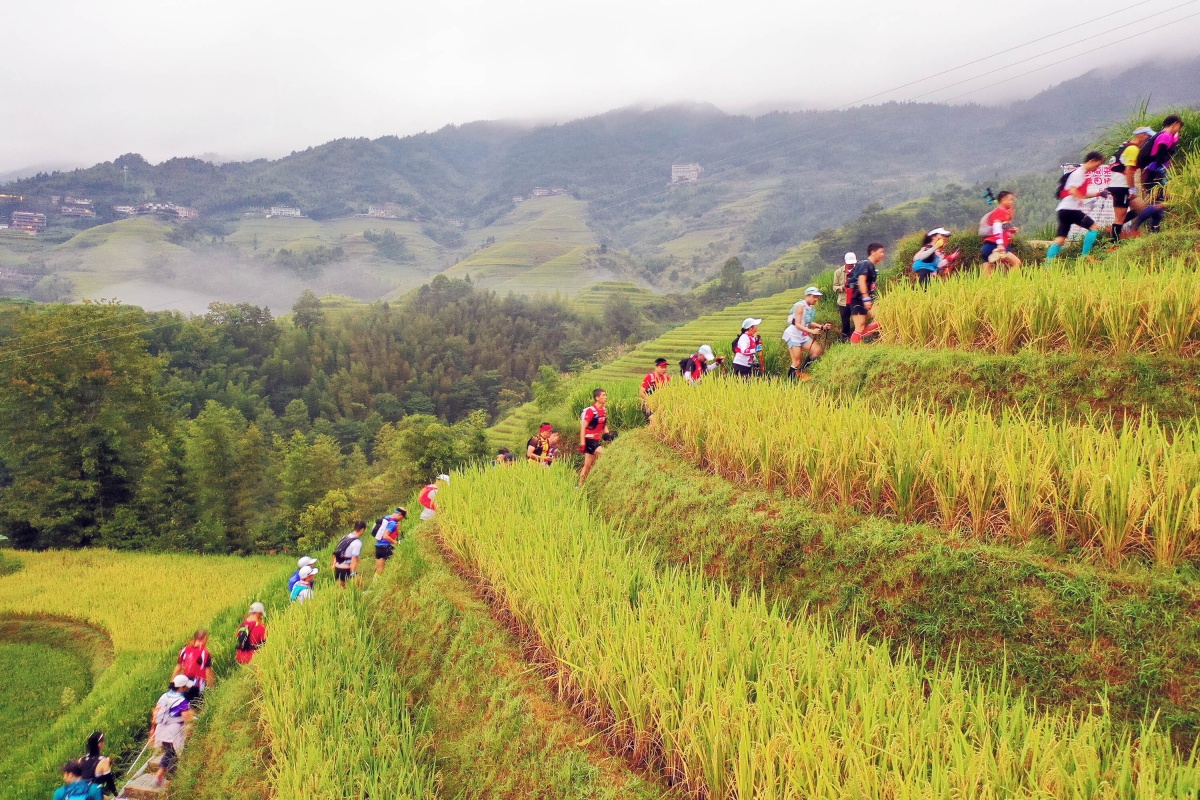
[1109,187,1130,209]
[334,567,352,583]
[374,543,394,561]
[1056,209,1095,239]
[583,438,602,455]
[783,333,812,349]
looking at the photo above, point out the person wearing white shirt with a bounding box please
[1046,151,1105,260]
[731,318,762,378]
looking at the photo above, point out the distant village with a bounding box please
[1,164,702,237]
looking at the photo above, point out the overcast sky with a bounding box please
[3,0,1200,173]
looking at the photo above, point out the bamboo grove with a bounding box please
[437,465,1200,799]
[649,379,1200,566]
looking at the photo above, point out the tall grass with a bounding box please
[650,379,1200,566]
[253,584,440,799]
[875,259,1200,356]
[438,465,1200,799]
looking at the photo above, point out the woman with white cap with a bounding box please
[732,318,762,378]
[912,229,952,289]
[783,287,831,380]
[682,345,723,384]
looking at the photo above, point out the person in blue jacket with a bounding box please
[287,556,318,594]
[52,762,102,800]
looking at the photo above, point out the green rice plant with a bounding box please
[253,583,440,799]
[648,379,1200,566]
[438,465,1200,800]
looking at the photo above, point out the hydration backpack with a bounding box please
[369,517,386,538]
[1110,141,1135,172]
[235,622,255,652]
[679,356,695,377]
[178,645,206,678]
[1136,136,1161,169]
[977,211,992,237]
[1054,170,1072,200]
[332,534,355,564]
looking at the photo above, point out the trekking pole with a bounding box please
[122,740,151,779]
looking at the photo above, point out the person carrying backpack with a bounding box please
[527,423,554,465]
[1046,152,1106,261]
[332,521,365,587]
[1108,127,1155,242]
[234,602,267,665]
[639,358,671,422]
[149,675,194,787]
[290,565,317,602]
[374,507,407,575]
[832,253,855,341]
[731,319,763,378]
[287,556,318,595]
[980,194,1021,274]
[419,475,449,521]
[76,732,116,797]
[848,244,885,343]
[783,287,830,380]
[174,630,213,703]
[52,762,102,800]
[579,388,610,486]
[912,228,952,287]
[1139,115,1184,203]
[680,345,723,384]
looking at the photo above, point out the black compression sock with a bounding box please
[788,366,797,379]
[1111,223,1123,243]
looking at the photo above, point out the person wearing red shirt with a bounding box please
[578,388,609,486]
[175,629,214,702]
[234,602,267,665]
[980,191,1021,275]
[639,358,670,422]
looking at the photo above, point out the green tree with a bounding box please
[0,303,166,548]
[291,290,325,332]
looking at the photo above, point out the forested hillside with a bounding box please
[3,58,1199,306]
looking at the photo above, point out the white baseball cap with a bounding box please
[928,227,951,237]
[299,565,317,579]
[1133,126,1156,136]
[249,602,265,615]
[437,474,450,483]
[741,318,762,329]
[844,252,857,264]
[172,674,194,689]
[804,286,823,296]
[297,556,317,569]
[697,344,715,360]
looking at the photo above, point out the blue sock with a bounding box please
[1046,243,1061,260]
[1081,229,1098,256]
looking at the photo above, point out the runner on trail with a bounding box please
[783,287,831,380]
[53,763,101,800]
[832,253,854,341]
[578,388,610,486]
[527,423,554,465]
[848,244,885,343]
[290,565,316,603]
[681,345,723,384]
[148,674,195,787]
[639,358,671,422]
[287,556,317,595]
[732,319,763,378]
[175,630,213,703]
[980,194,1022,274]
[332,521,365,587]
[234,602,267,665]
[374,508,406,575]
[419,475,449,521]
[1140,115,1184,203]
[77,733,116,797]
[1046,152,1106,261]
[912,228,951,287]
[1108,127,1155,242]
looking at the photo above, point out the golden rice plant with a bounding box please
[875,258,1200,356]
[438,465,1200,800]
[649,378,1200,566]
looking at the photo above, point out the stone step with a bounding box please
[120,772,165,800]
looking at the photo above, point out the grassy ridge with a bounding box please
[811,345,1200,423]
[649,378,1200,565]
[438,464,1200,799]
[587,431,1200,740]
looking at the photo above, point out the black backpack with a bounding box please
[235,622,254,652]
[1110,141,1135,172]
[1054,170,1072,200]
[1136,136,1162,169]
[679,356,696,377]
[369,518,385,538]
[332,534,355,564]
